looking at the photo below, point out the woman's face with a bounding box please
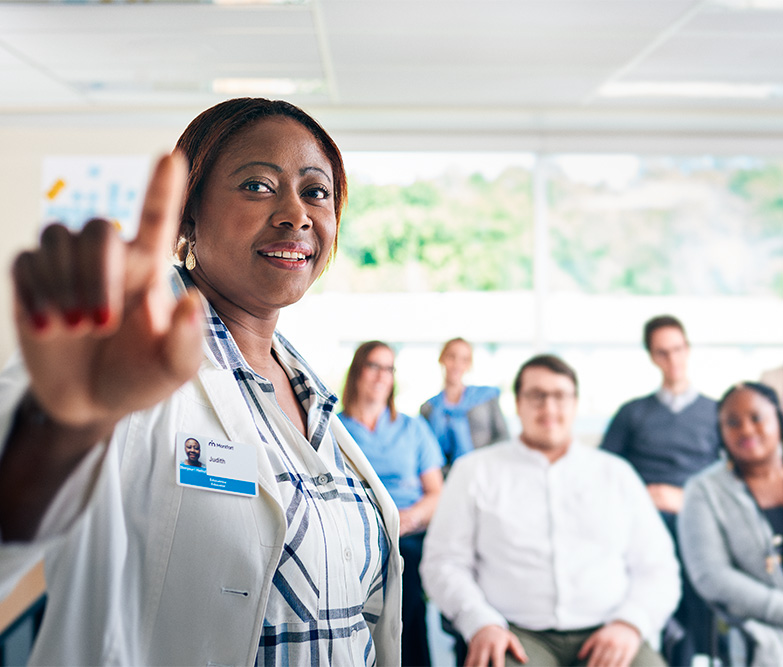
[720,388,781,469]
[356,346,395,405]
[191,116,337,315]
[441,341,472,385]
[185,438,201,464]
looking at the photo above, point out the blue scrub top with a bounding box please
[338,408,444,510]
[421,385,501,463]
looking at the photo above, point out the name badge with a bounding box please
[176,432,258,497]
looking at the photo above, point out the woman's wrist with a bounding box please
[15,391,116,462]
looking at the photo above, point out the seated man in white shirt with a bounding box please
[420,354,680,667]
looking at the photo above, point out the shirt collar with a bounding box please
[516,436,578,468]
[656,384,699,413]
[170,265,338,412]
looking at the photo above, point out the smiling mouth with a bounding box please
[260,250,308,261]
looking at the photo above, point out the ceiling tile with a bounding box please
[336,67,605,106]
[0,68,84,105]
[3,32,321,69]
[685,8,783,34]
[0,0,782,138]
[0,4,315,34]
[624,34,783,81]
[329,31,670,71]
[322,0,696,35]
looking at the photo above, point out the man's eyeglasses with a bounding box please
[364,361,395,375]
[650,344,688,361]
[520,390,575,407]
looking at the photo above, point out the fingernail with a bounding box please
[93,306,110,326]
[64,309,84,327]
[31,312,49,331]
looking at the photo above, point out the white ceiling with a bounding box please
[2,0,783,143]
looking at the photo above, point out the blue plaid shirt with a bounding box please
[172,267,391,666]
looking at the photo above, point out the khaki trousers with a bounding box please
[505,624,667,667]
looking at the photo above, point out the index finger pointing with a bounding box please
[132,151,189,261]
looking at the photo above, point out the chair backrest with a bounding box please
[711,608,755,667]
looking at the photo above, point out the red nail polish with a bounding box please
[64,309,84,326]
[31,312,49,331]
[93,306,110,326]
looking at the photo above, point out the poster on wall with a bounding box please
[40,156,151,240]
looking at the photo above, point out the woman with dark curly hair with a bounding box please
[680,381,783,666]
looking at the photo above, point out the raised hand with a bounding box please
[11,153,203,428]
[0,153,204,540]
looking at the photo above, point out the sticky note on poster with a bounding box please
[41,156,151,240]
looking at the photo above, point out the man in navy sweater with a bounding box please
[601,315,719,667]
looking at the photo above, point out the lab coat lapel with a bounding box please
[196,363,282,505]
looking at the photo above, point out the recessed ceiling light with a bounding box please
[212,78,324,96]
[598,81,783,100]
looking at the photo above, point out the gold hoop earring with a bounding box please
[185,245,196,271]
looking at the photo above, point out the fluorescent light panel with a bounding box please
[212,77,324,96]
[598,81,783,100]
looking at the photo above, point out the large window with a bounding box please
[548,155,783,296]
[280,151,783,442]
[38,149,783,441]
[317,152,535,293]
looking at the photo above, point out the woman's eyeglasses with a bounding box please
[364,361,395,375]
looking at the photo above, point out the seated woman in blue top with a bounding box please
[679,382,783,666]
[420,337,508,472]
[339,340,444,667]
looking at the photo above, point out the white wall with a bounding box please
[0,123,181,365]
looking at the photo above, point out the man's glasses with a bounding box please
[520,390,575,407]
[651,344,688,361]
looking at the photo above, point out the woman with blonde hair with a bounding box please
[421,337,508,471]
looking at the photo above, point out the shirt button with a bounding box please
[317,474,329,485]
[344,548,352,561]
[351,628,358,641]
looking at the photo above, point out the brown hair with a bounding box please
[173,97,347,263]
[342,341,397,421]
[513,354,579,399]
[643,314,687,352]
[438,337,473,365]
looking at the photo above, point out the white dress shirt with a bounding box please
[420,439,680,646]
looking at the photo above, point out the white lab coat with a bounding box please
[0,354,402,666]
